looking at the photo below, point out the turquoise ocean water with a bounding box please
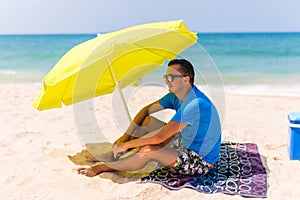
[0,33,299,88]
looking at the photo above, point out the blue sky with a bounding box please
[0,0,299,34]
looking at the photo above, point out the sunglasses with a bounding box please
[163,74,187,82]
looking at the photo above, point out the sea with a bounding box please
[0,33,299,96]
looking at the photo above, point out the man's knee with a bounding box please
[141,116,152,127]
[141,116,165,134]
[138,145,160,155]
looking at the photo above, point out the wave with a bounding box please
[224,84,300,97]
[0,70,44,83]
[0,69,16,75]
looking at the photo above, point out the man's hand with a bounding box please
[112,142,128,159]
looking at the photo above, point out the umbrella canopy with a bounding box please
[33,20,198,113]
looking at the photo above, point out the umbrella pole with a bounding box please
[116,81,132,123]
[107,63,132,123]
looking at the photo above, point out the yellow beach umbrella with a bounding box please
[33,20,197,120]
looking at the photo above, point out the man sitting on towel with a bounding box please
[77,59,222,177]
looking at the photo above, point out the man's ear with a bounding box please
[184,76,190,83]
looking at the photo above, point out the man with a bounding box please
[77,59,222,177]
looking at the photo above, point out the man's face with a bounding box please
[164,64,186,94]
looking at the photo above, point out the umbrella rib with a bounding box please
[131,29,197,60]
[133,43,170,60]
[61,75,73,106]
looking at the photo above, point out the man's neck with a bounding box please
[176,85,193,102]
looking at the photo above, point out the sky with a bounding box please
[0,0,299,34]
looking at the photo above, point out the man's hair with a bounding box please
[168,59,195,85]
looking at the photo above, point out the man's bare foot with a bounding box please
[77,164,104,177]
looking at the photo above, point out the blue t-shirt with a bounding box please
[159,85,221,164]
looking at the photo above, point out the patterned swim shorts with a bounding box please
[170,134,214,176]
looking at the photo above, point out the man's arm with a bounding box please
[121,120,188,151]
[113,100,165,145]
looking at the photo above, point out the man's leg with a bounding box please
[129,116,165,139]
[131,116,175,147]
[77,144,178,177]
[85,116,166,162]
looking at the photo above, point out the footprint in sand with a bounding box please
[0,160,18,185]
[16,131,42,138]
[4,175,16,185]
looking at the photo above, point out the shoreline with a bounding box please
[2,82,299,97]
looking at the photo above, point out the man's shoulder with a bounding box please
[161,92,177,100]
[189,86,209,101]
[159,92,180,109]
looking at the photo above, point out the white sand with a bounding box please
[1,83,300,200]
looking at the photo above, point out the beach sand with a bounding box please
[1,82,300,200]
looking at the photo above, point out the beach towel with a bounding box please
[140,142,268,198]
